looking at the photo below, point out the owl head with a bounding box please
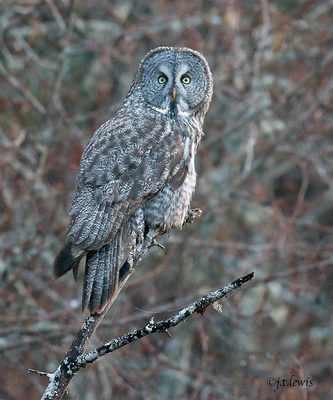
[134,47,213,118]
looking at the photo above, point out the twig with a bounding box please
[35,272,254,399]
[291,161,309,219]
[45,0,66,32]
[0,61,46,114]
[46,0,77,118]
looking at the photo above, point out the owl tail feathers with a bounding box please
[53,240,85,280]
[82,231,126,315]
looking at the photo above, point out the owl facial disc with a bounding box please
[138,47,212,117]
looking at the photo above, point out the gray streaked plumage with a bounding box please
[53,47,213,314]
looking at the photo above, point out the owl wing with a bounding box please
[66,115,185,254]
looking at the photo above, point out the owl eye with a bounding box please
[181,75,191,84]
[158,75,167,84]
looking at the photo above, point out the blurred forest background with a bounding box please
[1,0,333,399]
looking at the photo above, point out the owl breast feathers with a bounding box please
[53,46,213,314]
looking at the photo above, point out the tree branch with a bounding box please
[33,271,254,399]
[76,271,254,368]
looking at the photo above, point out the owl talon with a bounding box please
[152,239,165,250]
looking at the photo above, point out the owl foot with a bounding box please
[183,208,202,226]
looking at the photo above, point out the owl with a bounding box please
[53,47,213,314]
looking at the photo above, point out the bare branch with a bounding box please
[37,272,254,399]
[77,272,254,367]
[0,62,46,114]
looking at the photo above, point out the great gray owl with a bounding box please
[53,47,213,314]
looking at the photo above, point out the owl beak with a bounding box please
[172,86,177,101]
